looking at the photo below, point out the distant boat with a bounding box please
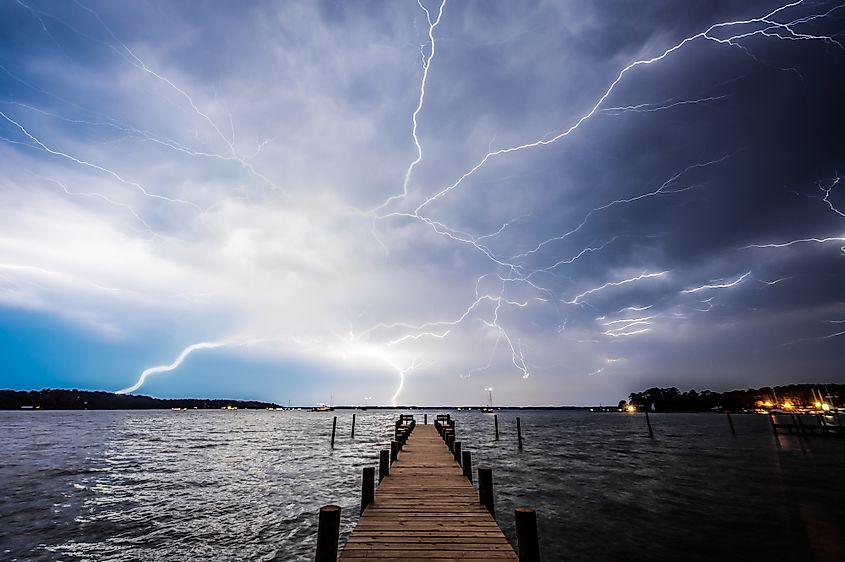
[481,388,494,414]
[311,403,334,412]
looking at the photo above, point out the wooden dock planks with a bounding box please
[340,424,517,561]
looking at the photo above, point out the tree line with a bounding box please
[0,388,280,410]
[624,384,845,412]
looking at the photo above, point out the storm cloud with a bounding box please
[1,0,844,405]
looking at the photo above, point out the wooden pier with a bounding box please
[339,423,518,561]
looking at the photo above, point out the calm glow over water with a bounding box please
[2,410,844,561]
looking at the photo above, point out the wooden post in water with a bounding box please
[446,434,454,453]
[726,411,736,436]
[379,449,389,482]
[514,507,540,562]
[478,467,495,518]
[644,410,654,438]
[351,413,356,439]
[454,441,462,464]
[516,417,523,449]
[331,416,337,448]
[494,414,499,440]
[424,413,428,424]
[360,467,375,515]
[315,504,341,562]
[390,440,398,463]
[462,450,473,482]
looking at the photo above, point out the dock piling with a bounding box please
[478,467,495,518]
[331,416,337,448]
[462,450,473,482]
[516,417,523,449]
[515,507,540,562]
[424,413,428,424]
[726,411,736,436]
[379,449,389,482]
[315,504,341,562]
[351,413,356,439]
[390,440,398,463]
[644,410,654,438]
[360,467,374,515]
[494,414,499,440]
[454,440,462,464]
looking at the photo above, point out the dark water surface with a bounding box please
[1,410,843,561]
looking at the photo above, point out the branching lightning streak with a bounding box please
[599,95,729,115]
[0,110,203,211]
[515,156,732,259]
[681,271,752,293]
[563,272,668,305]
[38,176,157,236]
[742,237,845,250]
[369,0,447,214]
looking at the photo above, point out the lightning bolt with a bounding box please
[116,341,232,394]
[681,271,752,293]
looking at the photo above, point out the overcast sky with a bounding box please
[1,0,844,406]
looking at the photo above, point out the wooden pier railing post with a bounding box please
[424,413,428,424]
[462,450,473,482]
[516,417,523,449]
[726,411,736,436]
[644,410,654,438]
[454,441,462,464]
[379,449,389,482]
[361,467,375,515]
[494,414,499,440]
[514,507,540,562]
[351,413,356,439]
[478,467,495,518]
[331,416,337,448]
[315,504,341,562]
[390,440,398,463]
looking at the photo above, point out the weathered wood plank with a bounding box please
[339,424,516,561]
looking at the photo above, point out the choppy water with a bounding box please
[1,410,843,561]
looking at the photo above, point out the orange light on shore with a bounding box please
[763,401,773,407]
[814,401,823,409]
[783,402,793,410]
[822,403,831,411]
[626,405,636,412]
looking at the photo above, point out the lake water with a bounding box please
[1,409,844,561]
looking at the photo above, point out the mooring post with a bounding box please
[462,450,473,482]
[331,416,337,448]
[478,467,495,518]
[644,410,654,438]
[726,411,736,436]
[360,467,375,515]
[447,434,454,453]
[516,416,523,449]
[515,507,540,562]
[494,414,499,440]
[454,441,462,464]
[424,413,428,424]
[390,440,398,463]
[379,449,389,482]
[351,413,356,439]
[315,504,341,562]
